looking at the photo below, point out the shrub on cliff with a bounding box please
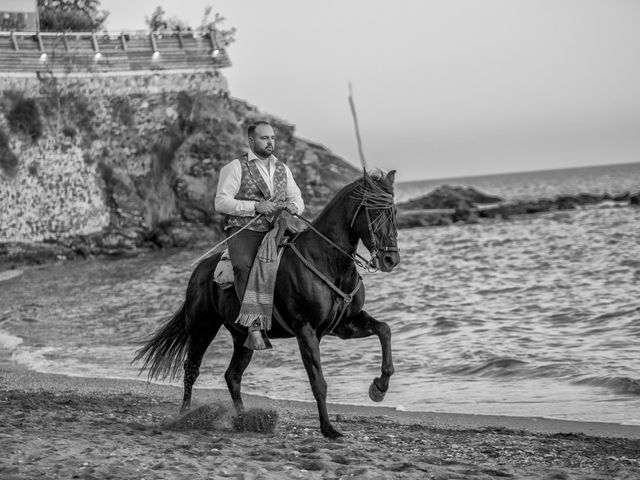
[153,130,183,176]
[7,99,44,142]
[0,128,19,177]
[110,97,134,127]
[38,0,108,32]
[61,93,95,136]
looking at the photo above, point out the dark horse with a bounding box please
[134,170,401,438]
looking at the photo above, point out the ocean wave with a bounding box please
[437,358,584,381]
[590,306,640,323]
[441,357,529,377]
[10,346,57,371]
[620,259,640,269]
[0,329,23,351]
[573,376,640,396]
[476,286,522,295]
[432,318,458,330]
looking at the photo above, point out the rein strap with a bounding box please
[293,213,371,269]
[288,243,362,336]
[288,244,362,304]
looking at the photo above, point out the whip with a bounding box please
[348,82,369,173]
[190,214,263,266]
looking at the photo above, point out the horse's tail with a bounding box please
[133,303,189,381]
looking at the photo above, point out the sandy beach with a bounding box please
[1,364,639,480]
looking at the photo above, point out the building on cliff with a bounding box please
[0,0,230,76]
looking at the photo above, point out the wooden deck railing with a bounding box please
[0,30,231,74]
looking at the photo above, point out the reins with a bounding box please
[287,242,362,336]
[292,213,372,270]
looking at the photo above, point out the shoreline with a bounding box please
[2,364,640,479]
[3,364,640,440]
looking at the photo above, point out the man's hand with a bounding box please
[285,202,298,215]
[255,200,277,215]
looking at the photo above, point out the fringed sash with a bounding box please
[235,225,282,329]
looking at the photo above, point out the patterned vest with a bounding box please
[225,154,288,232]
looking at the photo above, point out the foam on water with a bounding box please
[0,329,23,351]
[10,345,57,372]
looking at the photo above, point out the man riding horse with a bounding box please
[214,121,304,350]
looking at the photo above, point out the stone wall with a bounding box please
[0,139,109,242]
[0,71,229,246]
[0,69,228,98]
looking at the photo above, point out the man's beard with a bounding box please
[259,146,273,157]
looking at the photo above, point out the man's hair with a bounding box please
[247,121,272,138]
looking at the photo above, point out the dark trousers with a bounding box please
[226,227,268,301]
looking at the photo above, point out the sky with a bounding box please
[100,0,640,182]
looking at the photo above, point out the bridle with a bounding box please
[348,180,399,271]
[291,179,398,272]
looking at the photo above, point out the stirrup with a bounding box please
[243,323,272,351]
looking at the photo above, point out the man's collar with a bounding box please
[247,149,277,163]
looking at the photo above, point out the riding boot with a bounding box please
[243,320,272,350]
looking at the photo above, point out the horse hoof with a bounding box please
[369,381,386,402]
[321,424,344,439]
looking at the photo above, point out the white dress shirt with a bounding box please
[215,150,305,217]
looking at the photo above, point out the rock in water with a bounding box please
[397,185,503,210]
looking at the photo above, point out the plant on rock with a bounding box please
[7,98,44,142]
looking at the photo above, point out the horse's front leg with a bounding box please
[332,310,394,402]
[296,324,342,439]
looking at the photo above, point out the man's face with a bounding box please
[249,124,276,159]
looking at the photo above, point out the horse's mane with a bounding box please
[312,171,395,229]
[313,180,361,224]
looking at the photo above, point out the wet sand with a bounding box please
[1,365,639,479]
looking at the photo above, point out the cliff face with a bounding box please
[0,72,360,263]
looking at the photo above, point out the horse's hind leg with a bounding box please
[181,319,223,413]
[332,310,394,402]
[224,330,254,412]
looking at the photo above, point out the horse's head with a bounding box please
[349,169,401,272]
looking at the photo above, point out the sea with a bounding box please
[1,161,640,425]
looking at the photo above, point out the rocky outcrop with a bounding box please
[0,72,360,264]
[398,185,503,210]
[396,186,638,229]
[396,185,503,225]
